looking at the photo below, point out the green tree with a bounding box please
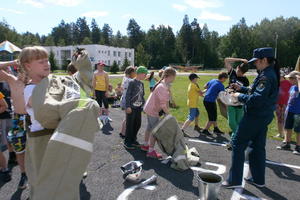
[121,56,130,71]
[44,36,55,46]
[76,17,91,44]
[110,61,119,74]
[127,18,145,50]
[102,23,113,45]
[135,43,150,66]
[82,36,92,44]
[49,50,58,71]
[176,15,193,64]
[91,18,101,44]
[51,20,73,45]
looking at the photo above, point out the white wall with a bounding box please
[44,44,134,69]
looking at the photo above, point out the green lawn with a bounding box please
[110,75,284,140]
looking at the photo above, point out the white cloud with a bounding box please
[0,8,25,14]
[121,14,133,19]
[172,4,187,12]
[198,11,232,21]
[18,0,84,8]
[18,0,44,8]
[81,11,109,18]
[184,0,222,9]
[46,0,84,7]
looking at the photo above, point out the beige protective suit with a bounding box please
[25,51,101,200]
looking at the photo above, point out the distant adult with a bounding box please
[93,62,109,116]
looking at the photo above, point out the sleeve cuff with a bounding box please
[238,94,247,103]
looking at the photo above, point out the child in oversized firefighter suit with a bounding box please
[15,46,100,200]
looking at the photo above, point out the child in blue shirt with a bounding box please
[203,72,228,135]
[277,71,300,154]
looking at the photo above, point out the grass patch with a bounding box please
[110,75,284,140]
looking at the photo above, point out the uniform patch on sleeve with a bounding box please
[257,76,268,91]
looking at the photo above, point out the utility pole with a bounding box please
[275,32,278,58]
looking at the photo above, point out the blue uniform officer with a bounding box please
[222,47,279,188]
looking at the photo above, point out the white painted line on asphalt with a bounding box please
[231,162,249,200]
[188,138,300,170]
[166,195,178,200]
[266,160,300,170]
[188,138,227,146]
[191,162,226,175]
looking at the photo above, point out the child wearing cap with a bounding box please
[277,71,300,155]
[181,73,204,137]
[92,62,110,117]
[142,67,176,159]
[124,66,148,150]
[203,72,228,135]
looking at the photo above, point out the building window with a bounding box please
[118,61,121,65]
[125,52,127,57]
[113,51,116,57]
[118,51,121,57]
[129,52,132,57]
[108,51,110,56]
[98,50,101,54]
[60,50,71,60]
[90,57,95,61]
[108,60,110,66]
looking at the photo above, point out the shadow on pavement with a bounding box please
[80,180,91,200]
[266,162,300,182]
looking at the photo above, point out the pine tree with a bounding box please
[121,56,130,71]
[91,19,101,44]
[127,18,144,50]
[82,37,92,44]
[49,50,58,71]
[110,61,119,74]
[102,23,113,45]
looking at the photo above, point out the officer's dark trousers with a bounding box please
[228,113,273,185]
[125,108,142,145]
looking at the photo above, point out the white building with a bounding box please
[44,44,134,68]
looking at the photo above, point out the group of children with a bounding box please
[276,70,300,154]
[0,45,299,198]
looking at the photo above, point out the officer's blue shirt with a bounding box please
[204,79,225,102]
[238,65,278,117]
[287,85,300,114]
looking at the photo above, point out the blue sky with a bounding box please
[1,0,299,36]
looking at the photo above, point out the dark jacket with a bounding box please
[238,65,278,117]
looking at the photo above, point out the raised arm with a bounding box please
[0,70,26,114]
[0,60,18,70]
[224,58,248,72]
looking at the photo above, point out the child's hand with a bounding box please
[231,83,241,91]
[126,107,132,114]
[199,91,204,97]
[231,92,241,98]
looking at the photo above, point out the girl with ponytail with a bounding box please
[141,67,176,159]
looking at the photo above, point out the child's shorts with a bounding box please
[146,115,160,132]
[284,112,300,133]
[188,108,200,121]
[276,104,286,124]
[7,115,27,154]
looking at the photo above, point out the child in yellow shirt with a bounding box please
[181,73,204,136]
